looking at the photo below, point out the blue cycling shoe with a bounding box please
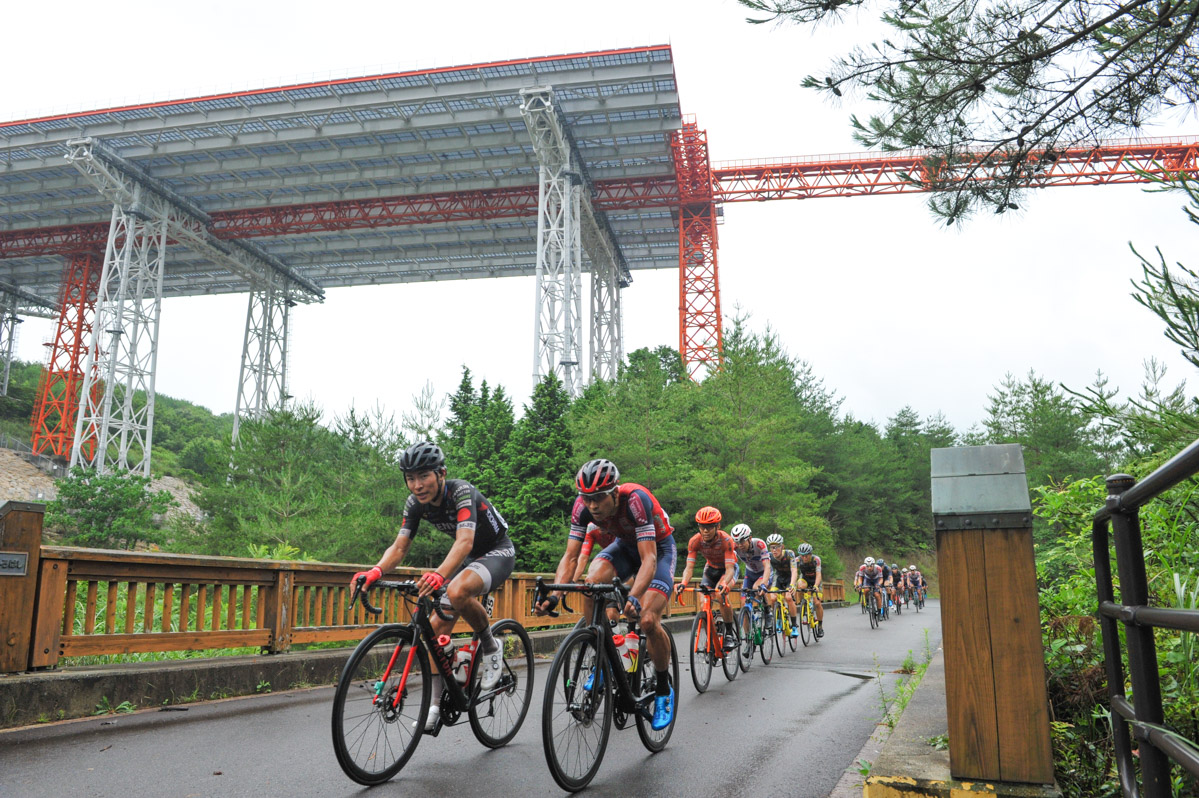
[583,667,603,692]
[651,687,675,731]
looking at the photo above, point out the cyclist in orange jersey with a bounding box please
[675,506,738,648]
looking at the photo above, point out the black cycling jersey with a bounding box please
[797,554,821,582]
[770,549,796,576]
[880,564,892,583]
[399,478,513,559]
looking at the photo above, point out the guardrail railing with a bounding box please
[0,503,843,671]
[1093,441,1199,798]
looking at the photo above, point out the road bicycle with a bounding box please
[735,587,773,669]
[863,588,882,630]
[892,585,903,615]
[796,587,821,646]
[915,585,926,611]
[535,577,680,792]
[675,584,739,693]
[331,579,534,785]
[763,588,795,656]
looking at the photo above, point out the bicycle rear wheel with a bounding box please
[737,606,754,673]
[469,619,534,749]
[542,628,613,793]
[636,630,680,752]
[689,614,713,694]
[758,605,773,665]
[331,625,430,785]
[772,602,787,659]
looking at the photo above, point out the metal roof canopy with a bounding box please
[0,45,682,299]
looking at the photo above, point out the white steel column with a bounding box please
[70,186,168,476]
[522,88,583,396]
[589,252,623,382]
[0,292,20,397]
[232,276,293,443]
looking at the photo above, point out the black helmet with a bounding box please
[400,441,445,473]
[576,459,619,495]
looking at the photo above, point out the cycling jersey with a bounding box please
[569,483,674,546]
[909,570,925,588]
[400,478,513,559]
[735,538,769,575]
[860,565,884,588]
[579,523,616,561]
[770,549,796,582]
[687,530,735,569]
[880,564,893,584]
[797,554,822,582]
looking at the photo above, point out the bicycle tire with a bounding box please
[541,628,613,793]
[799,599,811,647]
[689,613,712,694]
[468,619,534,749]
[782,601,797,653]
[635,630,680,752]
[772,601,786,659]
[737,606,754,673]
[331,625,430,785]
[758,603,773,665]
[868,594,879,630]
[894,592,902,615]
[719,617,740,681]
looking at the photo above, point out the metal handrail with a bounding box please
[1092,451,1199,797]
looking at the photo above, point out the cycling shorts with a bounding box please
[597,536,678,597]
[796,577,822,598]
[742,569,766,592]
[438,540,515,613]
[700,565,725,590]
[860,572,883,589]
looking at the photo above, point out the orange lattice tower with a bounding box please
[671,117,722,380]
[30,251,102,460]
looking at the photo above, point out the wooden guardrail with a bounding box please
[0,502,843,671]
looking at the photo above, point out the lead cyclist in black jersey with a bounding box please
[351,441,516,730]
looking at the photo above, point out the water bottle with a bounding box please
[453,642,474,684]
[612,634,631,671]
[624,631,640,672]
[435,634,455,675]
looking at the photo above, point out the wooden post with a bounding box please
[0,502,45,673]
[931,444,1055,785]
[262,568,293,654]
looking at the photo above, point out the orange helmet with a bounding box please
[695,506,722,524]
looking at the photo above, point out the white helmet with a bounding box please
[909,564,917,571]
[766,533,784,546]
[730,523,752,543]
[864,557,876,566]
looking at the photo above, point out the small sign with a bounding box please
[0,552,28,576]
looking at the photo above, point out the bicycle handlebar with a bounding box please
[534,576,625,617]
[351,577,454,621]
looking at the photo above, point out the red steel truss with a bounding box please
[3,136,1197,383]
[671,117,722,381]
[30,251,102,459]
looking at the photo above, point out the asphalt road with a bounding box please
[1,600,941,798]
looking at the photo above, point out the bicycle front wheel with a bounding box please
[868,595,879,630]
[737,606,754,673]
[542,628,613,793]
[636,629,680,752]
[331,625,430,785]
[799,601,811,647]
[469,619,534,749]
[720,617,740,681]
[689,613,712,694]
[772,603,787,659]
[758,606,773,665]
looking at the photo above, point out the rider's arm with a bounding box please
[721,558,736,589]
[758,556,772,589]
[789,556,799,590]
[421,525,474,597]
[375,532,413,574]
[553,538,584,591]
[679,554,696,589]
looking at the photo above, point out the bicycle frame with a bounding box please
[535,577,650,718]
[355,580,476,715]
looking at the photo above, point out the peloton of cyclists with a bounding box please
[351,441,514,730]
[534,459,677,730]
[795,542,825,638]
[765,534,800,639]
[675,506,738,650]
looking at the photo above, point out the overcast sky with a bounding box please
[3,0,1197,436]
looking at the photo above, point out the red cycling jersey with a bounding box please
[578,523,616,560]
[685,530,735,569]
[569,483,674,546]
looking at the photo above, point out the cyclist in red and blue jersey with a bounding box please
[535,459,677,731]
[351,441,514,730]
[731,524,772,595]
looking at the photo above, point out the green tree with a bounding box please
[739,0,1199,222]
[46,467,176,550]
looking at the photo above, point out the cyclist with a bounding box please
[675,506,738,649]
[859,557,885,619]
[876,556,894,618]
[765,534,800,639]
[732,524,772,597]
[893,562,909,606]
[534,459,677,731]
[909,564,926,602]
[795,542,824,638]
[351,441,515,730]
